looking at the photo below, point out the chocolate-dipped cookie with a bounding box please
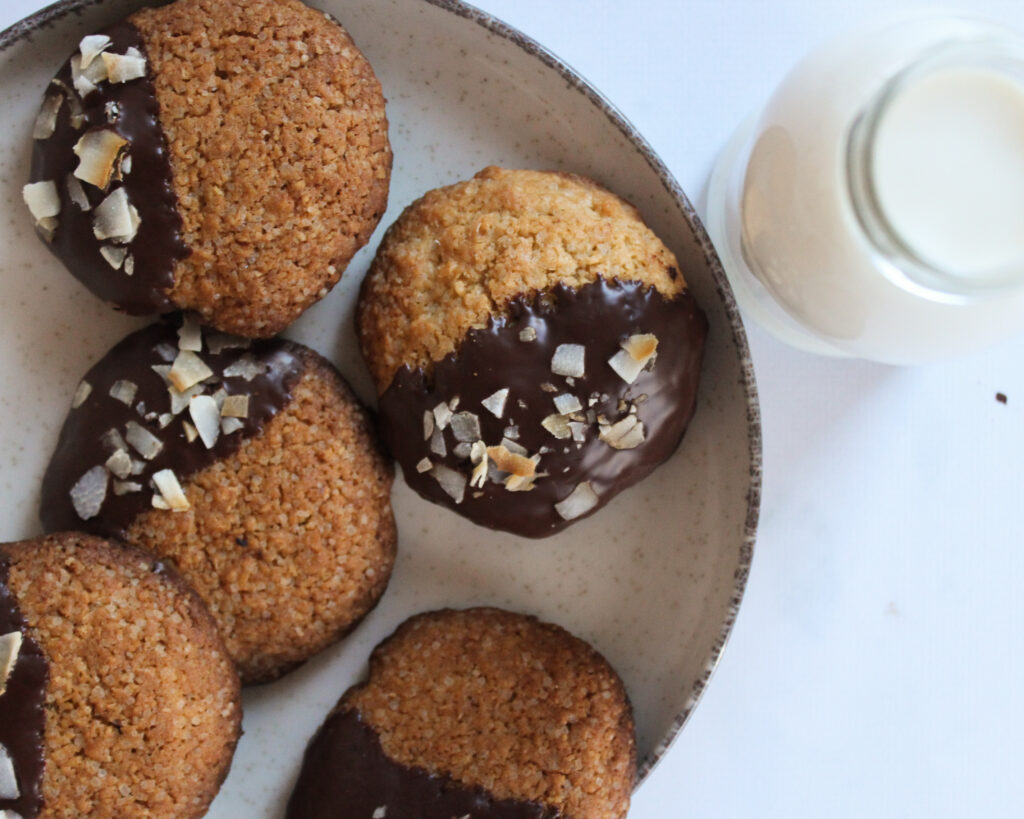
[286,608,636,819]
[23,0,391,338]
[358,166,707,537]
[40,318,397,684]
[0,532,239,818]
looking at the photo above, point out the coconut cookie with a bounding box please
[0,532,239,818]
[286,608,636,819]
[40,319,397,684]
[24,0,391,337]
[358,166,707,537]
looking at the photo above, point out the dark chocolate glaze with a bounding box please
[40,320,305,538]
[0,553,49,819]
[285,708,560,819]
[29,21,189,314]
[378,278,707,538]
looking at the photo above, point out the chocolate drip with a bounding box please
[286,708,559,819]
[378,278,707,538]
[0,553,49,818]
[40,321,305,538]
[29,21,189,314]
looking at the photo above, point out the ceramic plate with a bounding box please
[0,0,761,813]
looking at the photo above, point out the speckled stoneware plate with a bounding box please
[0,0,761,813]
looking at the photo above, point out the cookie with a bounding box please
[24,0,391,337]
[286,608,636,819]
[358,166,707,537]
[0,532,239,818]
[40,318,397,684]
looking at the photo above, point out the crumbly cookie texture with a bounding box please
[125,352,397,684]
[2,532,240,819]
[132,0,392,336]
[345,607,636,819]
[358,166,684,390]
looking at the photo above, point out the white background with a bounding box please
[3,1,1023,817]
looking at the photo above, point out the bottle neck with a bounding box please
[847,36,1024,299]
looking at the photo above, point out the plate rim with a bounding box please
[0,0,763,785]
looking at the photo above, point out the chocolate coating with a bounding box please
[0,554,48,818]
[285,708,558,819]
[29,21,189,314]
[40,321,304,538]
[378,278,707,537]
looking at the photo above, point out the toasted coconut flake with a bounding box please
[415,457,433,473]
[153,343,178,363]
[504,473,537,492]
[220,417,244,435]
[124,255,135,276]
[519,326,537,342]
[100,427,127,453]
[206,333,250,354]
[222,354,265,381]
[470,456,489,489]
[70,54,100,96]
[554,481,599,521]
[70,465,107,520]
[78,34,112,69]
[92,187,140,243]
[569,421,587,442]
[23,180,61,221]
[0,740,19,800]
[503,424,520,440]
[169,350,213,391]
[481,388,509,419]
[469,440,488,464]
[1,631,24,696]
[541,413,572,440]
[500,437,528,456]
[553,393,582,415]
[98,244,126,269]
[432,402,453,431]
[429,426,447,458]
[104,448,132,479]
[113,480,142,495]
[429,464,466,504]
[608,349,644,384]
[124,421,162,460]
[104,100,120,123]
[453,442,473,460]
[33,93,64,140]
[152,363,205,415]
[119,154,133,176]
[153,413,171,429]
[152,468,189,511]
[422,410,434,441]
[108,379,137,405]
[177,317,203,352]
[599,415,646,450]
[73,129,128,190]
[102,51,147,84]
[151,494,170,511]
[35,216,59,242]
[551,343,585,378]
[182,420,199,443]
[129,458,146,476]
[189,395,220,449]
[624,332,659,362]
[71,379,92,409]
[540,382,558,393]
[221,394,249,418]
[450,411,481,442]
[211,388,228,410]
[486,445,536,478]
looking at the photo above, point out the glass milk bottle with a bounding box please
[705,15,1024,363]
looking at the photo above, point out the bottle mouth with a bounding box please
[847,36,1024,299]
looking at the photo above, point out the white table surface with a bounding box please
[3,1,1023,817]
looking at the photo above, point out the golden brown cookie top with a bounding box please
[339,608,636,818]
[358,166,684,390]
[0,532,240,818]
[131,0,391,336]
